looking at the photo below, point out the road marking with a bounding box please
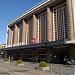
[14,72,33,75]
[14,72,25,75]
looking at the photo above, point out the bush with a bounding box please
[39,61,47,67]
[4,58,8,62]
[17,60,22,64]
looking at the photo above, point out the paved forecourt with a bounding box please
[0,59,75,75]
[0,59,56,75]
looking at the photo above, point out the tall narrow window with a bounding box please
[38,12,47,43]
[53,3,68,41]
[27,19,33,44]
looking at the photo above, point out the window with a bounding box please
[27,19,33,44]
[38,12,47,43]
[18,23,23,43]
[53,3,68,41]
[12,26,15,44]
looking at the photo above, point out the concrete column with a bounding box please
[10,29,13,46]
[22,20,27,45]
[8,28,12,46]
[7,29,9,46]
[9,28,12,46]
[33,14,38,39]
[26,24,28,45]
[47,7,53,41]
[6,26,9,47]
[14,24,18,45]
[66,0,75,40]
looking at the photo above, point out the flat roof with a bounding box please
[8,0,66,27]
[8,0,51,27]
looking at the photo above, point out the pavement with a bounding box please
[0,59,75,75]
[0,59,58,75]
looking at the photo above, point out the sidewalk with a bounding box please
[0,59,74,75]
[0,59,59,75]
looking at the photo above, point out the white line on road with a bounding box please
[14,72,33,75]
[14,72,25,75]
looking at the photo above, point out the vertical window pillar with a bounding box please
[7,28,12,47]
[66,0,75,40]
[47,7,53,41]
[9,28,12,46]
[33,14,38,41]
[22,20,27,45]
[6,26,8,47]
[12,26,15,45]
[14,24,18,45]
[10,28,13,46]
[26,24,28,45]
[7,28,9,46]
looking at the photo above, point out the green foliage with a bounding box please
[17,60,22,64]
[4,58,8,62]
[39,61,47,67]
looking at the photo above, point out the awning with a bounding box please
[2,40,75,51]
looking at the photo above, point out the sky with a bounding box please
[0,0,43,44]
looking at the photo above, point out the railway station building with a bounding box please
[4,0,75,64]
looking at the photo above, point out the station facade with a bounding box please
[4,0,75,63]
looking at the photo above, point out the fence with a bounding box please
[23,62,75,75]
[49,64,75,75]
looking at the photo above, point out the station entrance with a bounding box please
[53,52,67,64]
[6,46,69,64]
[53,48,69,64]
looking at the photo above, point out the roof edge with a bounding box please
[8,0,51,26]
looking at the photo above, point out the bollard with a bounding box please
[61,66,62,75]
[50,65,52,73]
